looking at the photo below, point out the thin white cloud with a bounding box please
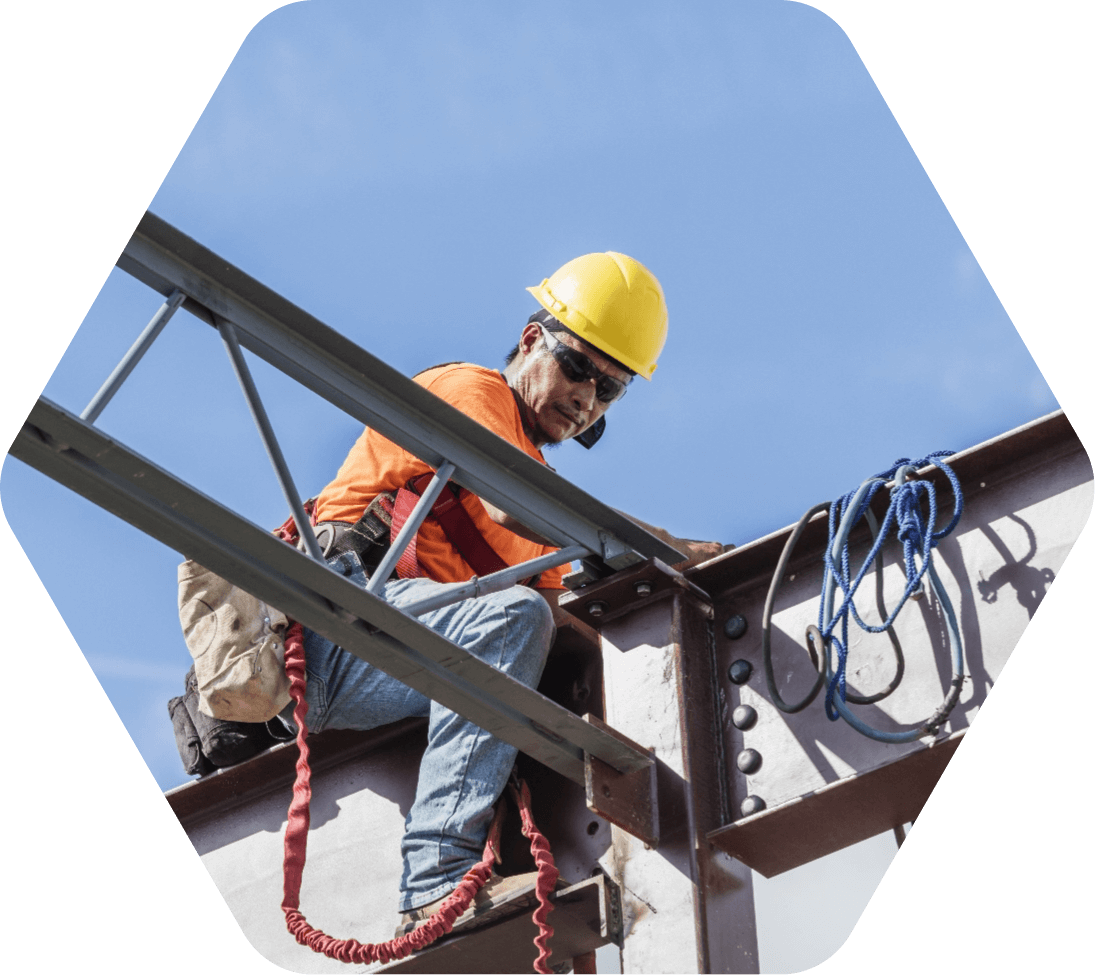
[85,654,184,683]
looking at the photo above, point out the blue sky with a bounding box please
[1,2,1087,973]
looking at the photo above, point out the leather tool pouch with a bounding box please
[168,666,294,775]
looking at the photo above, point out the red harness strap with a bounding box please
[279,623,559,970]
[392,472,509,580]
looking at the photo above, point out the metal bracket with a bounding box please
[583,714,659,848]
[559,557,714,630]
[599,530,647,571]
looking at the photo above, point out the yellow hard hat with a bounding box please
[526,252,668,379]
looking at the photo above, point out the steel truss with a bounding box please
[10,212,682,785]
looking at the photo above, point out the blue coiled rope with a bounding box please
[819,452,966,742]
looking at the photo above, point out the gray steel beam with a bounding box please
[402,545,589,617]
[115,212,684,570]
[11,398,655,784]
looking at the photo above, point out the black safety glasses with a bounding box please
[540,328,630,403]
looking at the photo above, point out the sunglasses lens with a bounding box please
[555,348,591,383]
[566,352,622,401]
[595,376,626,403]
[544,328,628,402]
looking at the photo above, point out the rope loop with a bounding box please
[818,452,965,737]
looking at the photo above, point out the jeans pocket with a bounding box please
[328,549,367,583]
[304,667,330,729]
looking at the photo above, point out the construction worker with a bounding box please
[297,252,723,936]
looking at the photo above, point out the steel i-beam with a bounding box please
[564,572,760,974]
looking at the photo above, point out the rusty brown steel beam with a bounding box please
[172,623,620,972]
[685,408,1090,877]
[690,409,1081,598]
[164,719,426,831]
[594,588,759,974]
[166,400,1084,970]
[582,714,659,848]
[374,875,621,973]
[541,409,1089,973]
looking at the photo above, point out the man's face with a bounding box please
[509,323,632,448]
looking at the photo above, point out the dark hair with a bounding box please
[505,308,635,377]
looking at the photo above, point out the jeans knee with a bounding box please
[504,586,555,669]
[510,585,554,631]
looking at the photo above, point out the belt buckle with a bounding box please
[299,522,339,558]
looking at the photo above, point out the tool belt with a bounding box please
[309,489,397,570]
[170,479,549,777]
[309,477,533,583]
[313,520,386,566]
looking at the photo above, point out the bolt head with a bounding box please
[732,704,758,730]
[736,748,762,775]
[588,600,607,617]
[740,795,767,817]
[633,580,654,597]
[723,614,748,640]
[728,659,753,685]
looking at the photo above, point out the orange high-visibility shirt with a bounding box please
[314,363,568,589]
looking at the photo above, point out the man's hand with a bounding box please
[481,497,729,568]
[486,492,731,569]
[613,509,730,568]
[539,523,728,637]
[672,537,729,565]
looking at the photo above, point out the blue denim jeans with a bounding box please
[298,550,555,911]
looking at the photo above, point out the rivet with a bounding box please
[728,659,753,685]
[634,580,654,597]
[588,601,607,617]
[723,614,748,640]
[736,748,762,775]
[732,705,758,730]
[741,795,767,817]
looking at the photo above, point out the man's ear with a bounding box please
[575,415,606,449]
[517,322,542,358]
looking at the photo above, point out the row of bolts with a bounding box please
[724,614,767,818]
[582,578,767,822]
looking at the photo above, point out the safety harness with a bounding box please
[392,472,509,578]
[319,471,543,588]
